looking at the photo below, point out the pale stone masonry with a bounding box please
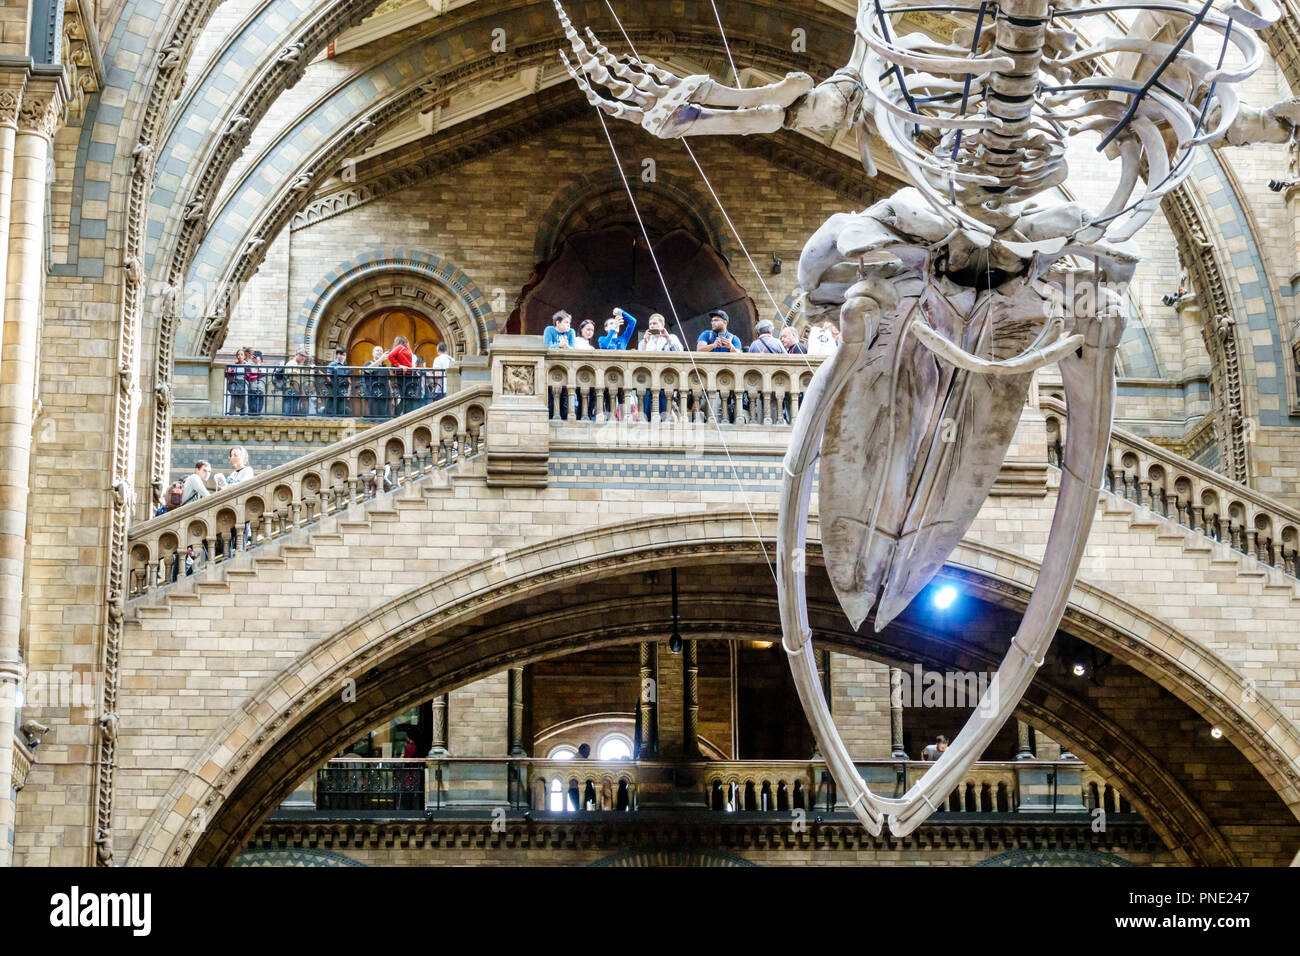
[9,0,1300,869]
[13,354,1300,864]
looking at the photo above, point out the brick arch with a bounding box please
[124,511,1300,867]
[530,168,732,263]
[132,7,854,515]
[298,249,496,359]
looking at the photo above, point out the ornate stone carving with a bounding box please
[0,89,20,128]
[222,115,251,138]
[61,0,103,118]
[130,142,153,178]
[17,94,63,139]
[501,363,536,396]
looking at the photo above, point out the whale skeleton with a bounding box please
[555,0,1289,834]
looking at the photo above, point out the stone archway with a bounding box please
[514,226,758,344]
[299,249,496,362]
[124,513,1300,868]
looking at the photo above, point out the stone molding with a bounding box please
[244,816,1162,857]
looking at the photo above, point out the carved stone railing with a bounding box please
[482,756,1087,814]
[126,386,490,599]
[283,756,1096,816]
[1043,396,1300,579]
[542,349,825,426]
[1082,768,1132,814]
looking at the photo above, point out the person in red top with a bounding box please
[383,335,415,369]
[381,336,418,415]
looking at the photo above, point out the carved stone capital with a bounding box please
[17,88,66,139]
[0,87,20,129]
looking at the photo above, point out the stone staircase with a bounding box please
[1042,396,1300,590]
[126,385,490,611]
[126,373,1300,623]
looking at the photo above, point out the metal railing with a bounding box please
[222,364,447,419]
[316,761,425,811]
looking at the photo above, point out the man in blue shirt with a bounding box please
[543,311,576,349]
[599,308,637,349]
[696,309,743,352]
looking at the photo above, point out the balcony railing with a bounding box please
[542,351,824,426]
[222,364,447,419]
[281,757,1108,817]
[127,385,490,599]
[1043,396,1300,579]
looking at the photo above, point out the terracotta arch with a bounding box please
[299,250,494,361]
[124,511,1300,867]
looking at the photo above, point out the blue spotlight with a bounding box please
[932,585,958,610]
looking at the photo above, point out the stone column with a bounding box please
[507,666,526,757]
[1286,146,1300,364]
[889,666,908,759]
[0,82,60,869]
[428,693,450,756]
[485,336,549,488]
[682,640,699,758]
[1015,719,1036,760]
[811,649,829,758]
[637,641,658,759]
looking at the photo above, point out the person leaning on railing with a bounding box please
[275,349,311,416]
[246,351,266,415]
[326,347,350,416]
[226,347,249,415]
[430,342,451,401]
[363,346,388,418]
[637,312,682,421]
[217,446,254,488]
[378,336,418,415]
[180,460,213,506]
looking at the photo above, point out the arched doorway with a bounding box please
[345,308,443,366]
[511,226,758,345]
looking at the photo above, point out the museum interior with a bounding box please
[0,0,1299,868]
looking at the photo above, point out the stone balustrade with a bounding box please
[131,342,1300,600]
[285,756,1099,816]
[1082,768,1132,814]
[542,349,824,426]
[1043,396,1300,578]
[126,386,490,599]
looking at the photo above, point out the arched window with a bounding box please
[548,778,565,811]
[549,745,577,760]
[597,734,632,760]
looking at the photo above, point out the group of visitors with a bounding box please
[156,446,256,517]
[544,306,840,422]
[224,337,454,418]
[544,306,841,356]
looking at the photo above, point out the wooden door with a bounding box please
[346,308,442,366]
